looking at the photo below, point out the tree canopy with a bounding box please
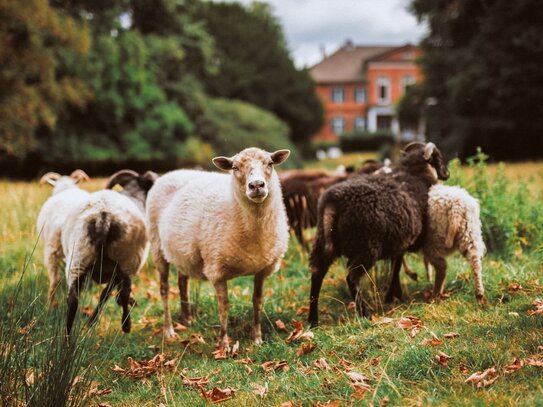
[411,0,543,160]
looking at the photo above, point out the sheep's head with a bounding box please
[39,170,90,194]
[402,142,449,181]
[213,147,290,204]
[106,169,159,211]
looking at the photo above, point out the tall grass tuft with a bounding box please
[0,252,97,406]
[446,148,543,257]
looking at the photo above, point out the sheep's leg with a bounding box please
[117,276,132,333]
[178,274,192,325]
[346,261,371,318]
[66,275,85,335]
[155,255,175,338]
[45,243,62,304]
[252,269,270,345]
[88,280,115,327]
[402,257,418,281]
[308,259,334,327]
[385,255,404,303]
[424,256,432,281]
[430,256,447,299]
[467,251,485,304]
[213,279,230,349]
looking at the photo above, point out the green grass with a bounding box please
[2,162,543,406]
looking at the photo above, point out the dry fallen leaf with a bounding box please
[111,354,177,379]
[173,322,188,332]
[231,340,240,357]
[339,357,354,370]
[251,382,268,399]
[528,299,543,316]
[443,332,460,339]
[434,351,451,367]
[370,316,394,326]
[18,317,37,335]
[201,387,235,404]
[280,402,296,407]
[316,401,340,407]
[80,306,94,317]
[25,368,35,386]
[297,341,317,357]
[381,395,390,406]
[275,319,288,332]
[296,306,310,315]
[422,332,443,347]
[527,357,543,367]
[464,367,498,388]
[261,360,290,373]
[212,347,228,360]
[396,316,423,331]
[508,282,522,291]
[314,357,331,370]
[346,371,371,400]
[368,357,381,366]
[504,357,524,374]
[459,364,469,375]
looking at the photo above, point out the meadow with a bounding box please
[1,154,543,406]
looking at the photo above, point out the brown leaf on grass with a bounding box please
[346,371,371,400]
[80,306,94,317]
[339,357,354,370]
[111,365,126,374]
[504,358,524,374]
[314,357,331,370]
[251,382,268,399]
[396,316,423,330]
[527,357,543,367]
[25,368,36,386]
[369,357,381,366]
[508,282,522,291]
[422,332,444,347]
[201,387,235,404]
[85,381,113,398]
[231,340,240,357]
[434,351,451,367]
[18,317,37,335]
[464,367,498,388]
[212,347,228,360]
[296,341,317,357]
[280,402,297,407]
[285,319,313,343]
[443,332,460,339]
[381,395,390,406]
[237,357,252,365]
[181,369,219,388]
[296,306,310,315]
[275,319,288,332]
[244,365,253,375]
[261,360,290,373]
[316,401,340,407]
[370,316,394,326]
[528,299,543,316]
[173,322,188,332]
[459,364,469,375]
[111,354,176,379]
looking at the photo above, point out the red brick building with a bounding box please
[310,41,422,141]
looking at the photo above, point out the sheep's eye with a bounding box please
[267,162,274,168]
[232,166,239,172]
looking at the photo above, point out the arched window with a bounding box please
[377,77,390,105]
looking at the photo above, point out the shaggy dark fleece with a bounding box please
[308,143,449,326]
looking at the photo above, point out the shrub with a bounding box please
[200,98,301,168]
[446,149,543,257]
[339,130,395,152]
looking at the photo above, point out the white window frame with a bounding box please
[331,117,346,135]
[354,116,366,130]
[331,87,345,103]
[354,87,367,104]
[377,76,391,105]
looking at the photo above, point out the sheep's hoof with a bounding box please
[217,335,230,351]
[476,294,487,306]
[163,325,178,338]
[180,315,193,326]
[253,335,263,346]
[128,297,138,307]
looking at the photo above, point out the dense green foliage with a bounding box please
[410,0,543,160]
[339,130,395,154]
[194,1,324,148]
[0,0,317,175]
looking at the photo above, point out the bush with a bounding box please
[200,98,301,168]
[446,149,543,258]
[339,130,395,153]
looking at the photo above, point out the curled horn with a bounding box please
[423,142,436,161]
[401,141,425,155]
[70,169,90,184]
[39,172,62,186]
[106,169,139,189]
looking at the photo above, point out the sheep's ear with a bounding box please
[212,156,234,171]
[270,149,290,166]
[138,171,159,192]
[423,142,436,161]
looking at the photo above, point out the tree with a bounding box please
[195,1,323,150]
[411,0,543,160]
[0,0,91,157]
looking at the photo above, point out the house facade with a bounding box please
[310,41,423,141]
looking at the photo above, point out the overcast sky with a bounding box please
[233,0,427,68]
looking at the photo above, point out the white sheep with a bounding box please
[146,147,290,347]
[422,184,486,303]
[38,170,157,333]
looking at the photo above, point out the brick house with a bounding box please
[310,41,423,142]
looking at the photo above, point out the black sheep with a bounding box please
[308,142,449,326]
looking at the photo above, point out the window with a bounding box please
[331,117,346,135]
[401,75,416,93]
[354,117,366,130]
[331,87,345,103]
[377,77,390,105]
[354,87,367,104]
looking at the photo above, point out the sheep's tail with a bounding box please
[87,211,121,250]
[310,203,336,271]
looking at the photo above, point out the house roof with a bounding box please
[310,42,412,84]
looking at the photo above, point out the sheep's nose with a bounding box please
[249,180,265,190]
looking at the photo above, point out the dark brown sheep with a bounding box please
[308,143,449,326]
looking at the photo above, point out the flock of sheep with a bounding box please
[36,142,485,348]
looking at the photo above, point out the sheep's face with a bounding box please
[423,143,449,181]
[402,142,449,181]
[213,148,290,204]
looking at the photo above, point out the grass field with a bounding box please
[1,159,543,406]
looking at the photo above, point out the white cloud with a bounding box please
[232,0,426,67]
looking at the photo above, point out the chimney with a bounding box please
[319,44,327,60]
[344,39,354,50]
